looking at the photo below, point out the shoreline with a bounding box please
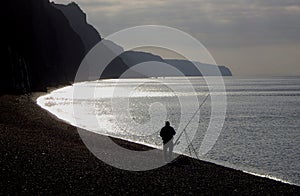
[35,89,299,186]
[0,94,299,194]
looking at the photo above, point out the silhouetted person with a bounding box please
[160,121,176,163]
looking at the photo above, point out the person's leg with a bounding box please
[166,143,171,162]
[163,143,168,162]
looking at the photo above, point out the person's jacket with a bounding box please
[160,125,176,144]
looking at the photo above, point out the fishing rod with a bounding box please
[174,93,210,146]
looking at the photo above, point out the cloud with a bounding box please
[60,0,300,46]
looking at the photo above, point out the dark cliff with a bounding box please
[1,0,85,94]
[52,2,137,79]
[52,2,101,52]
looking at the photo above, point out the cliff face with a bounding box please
[1,0,85,94]
[53,2,137,79]
[52,2,101,52]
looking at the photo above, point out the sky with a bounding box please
[52,0,300,76]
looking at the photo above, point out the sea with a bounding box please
[37,76,300,186]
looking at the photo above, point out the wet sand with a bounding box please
[0,94,299,195]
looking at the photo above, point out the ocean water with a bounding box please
[37,76,300,185]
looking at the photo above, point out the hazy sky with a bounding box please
[53,0,300,76]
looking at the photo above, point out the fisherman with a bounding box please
[160,121,176,163]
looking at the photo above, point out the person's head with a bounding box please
[165,121,170,126]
